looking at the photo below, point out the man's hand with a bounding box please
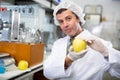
[76,35,109,57]
[67,47,88,61]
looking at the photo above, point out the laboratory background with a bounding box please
[0,0,120,80]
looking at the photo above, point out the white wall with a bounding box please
[71,0,120,21]
[68,0,120,50]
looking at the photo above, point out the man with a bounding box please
[43,0,120,80]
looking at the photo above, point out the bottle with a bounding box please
[0,19,3,30]
[0,57,15,74]
[0,59,6,74]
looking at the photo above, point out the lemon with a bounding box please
[18,60,28,70]
[72,38,87,53]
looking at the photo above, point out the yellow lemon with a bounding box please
[72,38,87,53]
[18,60,28,70]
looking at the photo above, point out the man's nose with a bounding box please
[63,21,68,28]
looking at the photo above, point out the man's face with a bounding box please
[56,10,82,37]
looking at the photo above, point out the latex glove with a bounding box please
[77,35,108,57]
[67,46,88,61]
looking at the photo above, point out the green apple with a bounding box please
[72,38,87,53]
[18,60,28,70]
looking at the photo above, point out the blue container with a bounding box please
[57,0,61,3]
[0,59,6,74]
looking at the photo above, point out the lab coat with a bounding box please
[43,30,120,80]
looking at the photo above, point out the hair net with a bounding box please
[53,0,85,26]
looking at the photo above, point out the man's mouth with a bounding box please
[65,28,72,33]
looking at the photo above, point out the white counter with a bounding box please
[0,51,51,80]
[0,63,43,80]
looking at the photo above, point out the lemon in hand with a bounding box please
[18,60,28,70]
[72,38,87,53]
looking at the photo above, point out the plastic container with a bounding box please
[0,59,6,74]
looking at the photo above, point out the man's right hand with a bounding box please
[67,47,88,61]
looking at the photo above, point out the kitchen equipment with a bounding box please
[0,11,20,41]
[11,11,20,41]
[0,19,3,30]
[34,29,42,43]
[0,53,16,73]
[0,42,44,67]
[83,5,103,28]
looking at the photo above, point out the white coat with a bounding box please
[43,30,120,80]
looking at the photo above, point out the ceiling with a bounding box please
[15,0,33,1]
[15,0,36,5]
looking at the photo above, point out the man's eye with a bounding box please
[58,20,63,24]
[66,17,71,21]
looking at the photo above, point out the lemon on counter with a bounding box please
[72,38,87,53]
[18,60,28,70]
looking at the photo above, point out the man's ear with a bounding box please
[77,18,82,25]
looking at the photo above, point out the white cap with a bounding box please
[53,0,85,26]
